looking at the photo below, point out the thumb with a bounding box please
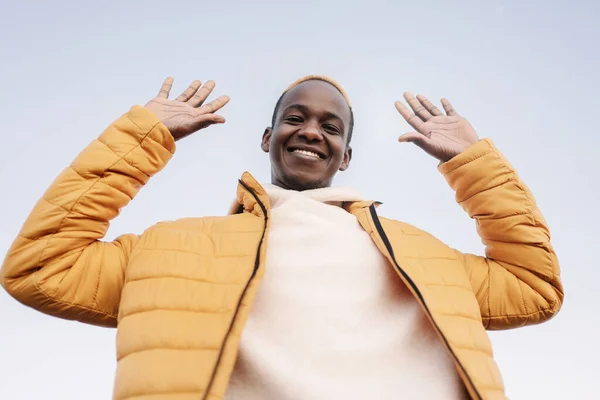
[191,113,226,130]
[398,132,439,156]
[398,132,426,143]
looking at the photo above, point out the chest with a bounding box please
[266,197,388,280]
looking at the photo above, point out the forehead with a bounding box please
[279,80,351,120]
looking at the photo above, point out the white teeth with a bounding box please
[293,149,321,159]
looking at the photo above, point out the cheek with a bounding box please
[270,139,284,156]
[331,140,346,161]
[269,128,292,151]
[268,134,289,162]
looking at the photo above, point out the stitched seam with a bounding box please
[126,274,250,286]
[39,158,140,273]
[416,282,472,290]
[14,235,34,242]
[479,236,546,245]
[135,247,256,258]
[146,126,175,155]
[486,260,491,329]
[457,176,513,205]
[445,345,493,357]
[511,178,558,281]
[126,112,173,154]
[450,345,489,353]
[22,234,109,241]
[126,111,149,132]
[71,159,144,195]
[442,146,495,175]
[118,346,220,362]
[32,277,117,320]
[483,306,555,320]
[27,194,119,225]
[517,277,528,316]
[119,307,233,320]
[441,341,492,355]
[434,312,480,321]
[94,138,150,179]
[55,248,89,289]
[34,119,163,303]
[453,147,557,319]
[92,246,103,308]
[121,390,204,400]
[146,227,263,235]
[476,209,533,221]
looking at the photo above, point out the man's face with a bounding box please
[261,80,352,191]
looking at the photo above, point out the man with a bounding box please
[0,75,563,400]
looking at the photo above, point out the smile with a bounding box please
[287,147,327,160]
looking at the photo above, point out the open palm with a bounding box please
[394,92,479,162]
[145,78,230,142]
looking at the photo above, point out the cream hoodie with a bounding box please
[225,184,465,400]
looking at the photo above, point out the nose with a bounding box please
[297,120,323,142]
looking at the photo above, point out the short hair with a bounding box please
[270,76,355,144]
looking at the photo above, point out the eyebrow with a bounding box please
[282,104,346,130]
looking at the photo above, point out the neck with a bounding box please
[271,176,332,192]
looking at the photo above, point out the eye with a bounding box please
[284,115,303,124]
[323,124,341,134]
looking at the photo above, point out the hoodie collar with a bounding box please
[228,172,379,216]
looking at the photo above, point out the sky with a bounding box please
[0,0,598,399]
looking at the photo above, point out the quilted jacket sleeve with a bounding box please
[439,139,563,330]
[0,106,175,328]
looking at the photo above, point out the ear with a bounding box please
[339,145,352,171]
[261,127,272,153]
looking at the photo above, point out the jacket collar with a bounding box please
[228,172,381,216]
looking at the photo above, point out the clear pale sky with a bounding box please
[0,1,598,399]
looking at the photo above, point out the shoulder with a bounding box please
[378,216,458,259]
[378,216,435,238]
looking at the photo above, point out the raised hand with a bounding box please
[144,77,230,142]
[394,93,479,162]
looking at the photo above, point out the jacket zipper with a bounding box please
[368,204,482,400]
[202,180,269,400]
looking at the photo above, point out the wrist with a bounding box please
[129,106,176,154]
[438,139,494,174]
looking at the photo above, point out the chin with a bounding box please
[281,172,329,191]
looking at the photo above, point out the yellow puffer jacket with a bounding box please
[1,106,563,400]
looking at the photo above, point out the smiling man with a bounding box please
[1,75,563,400]
[263,77,353,190]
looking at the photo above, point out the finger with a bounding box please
[398,131,439,157]
[416,94,443,116]
[195,113,226,124]
[398,132,427,143]
[394,101,426,134]
[190,114,227,130]
[157,77,174,99]
[404,92,433,121]
[197,95,231,114]
[441,98,459,116]
[188,80,216,107]
[175,80,202,102]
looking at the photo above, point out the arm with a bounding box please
[394,92,563,330]
[0,78,229,327]
[439,139,563,330]
[0,106,175,327]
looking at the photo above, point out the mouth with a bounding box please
[287,146,327,160]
